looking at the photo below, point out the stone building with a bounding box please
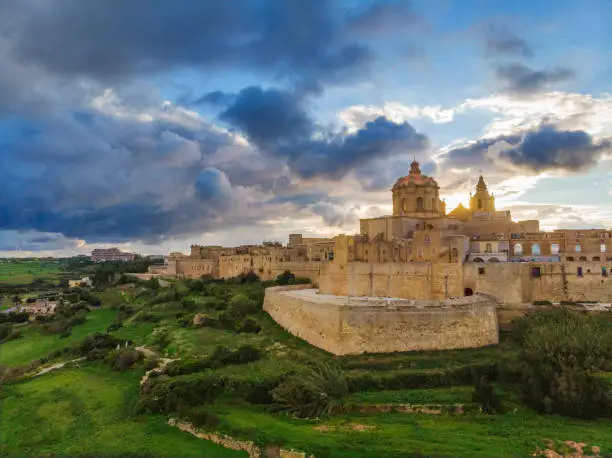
[156,160,612,305]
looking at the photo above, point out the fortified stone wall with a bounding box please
[263,285,499,355]
[464,262,612,303]
[318,262,463,300]
[173,256,322,284]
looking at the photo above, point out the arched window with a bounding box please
[402,198,408,212]
[485,243,493,253]
[531,243,541,256]
[551,243,560,255]
[601,243,607,253]
[514,243,523,255]
[478,198,483,210]
[431,198,435,210]
[416,197,424,211]
[575,244,582,252]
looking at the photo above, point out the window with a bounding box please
[416,197,424,211]
[514,243,523,255]
[452,248,458,258]
[577,267,583,277]
[485,243,493,253]
[601,244,607,253]
[478,267,486,275]
[566,256,574,261]
[593,256,601,262]
[418,248,423,257]
[531,243,541,256]
[579,256,587,262]
[424,235,431,245]
[402,199,408,212]
[531,267,541,278]
[551,243,560,255]
[478,198,483,210]
[602,267,607,277]
[575,244,582,252]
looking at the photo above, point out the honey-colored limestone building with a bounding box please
[156,159,612,304]
[153,161,612,354]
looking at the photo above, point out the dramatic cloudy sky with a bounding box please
[1,0,611,256]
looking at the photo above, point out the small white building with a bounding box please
[69,277,92,288]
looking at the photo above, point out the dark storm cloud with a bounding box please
[496,63,574,95]
[499,125,610,172]
[219,86,314,148]
[218,86,429,179]
[442,124,610,173]
[441,135,522,168]
[0,0,421,88]
[484,25,532,58]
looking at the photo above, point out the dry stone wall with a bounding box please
[264,285,498,355]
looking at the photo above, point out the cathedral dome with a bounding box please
[392,160,438,190]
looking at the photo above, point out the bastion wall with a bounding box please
[263,285,499,355]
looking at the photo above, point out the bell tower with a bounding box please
[469,175,495,213]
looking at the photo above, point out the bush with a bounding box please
[272,362,348,418]
[472,376,503,414]
[237,317,261,334]
[76,332,123,357]
[275,270,296,285]
[512,309,612,419]
[144,357,160,371]
[106,322,123,332]
[0,323,13,342]
[183,407,220,430]
[59,328,72,339]
[180,298,197,311]
[533,300,552,306]
[106,348,143,371]
[225,345,262,365]
[138,373,228,414]
[228,294,258,317]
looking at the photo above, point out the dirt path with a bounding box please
[136,346,178,386]
[31,357,86,378]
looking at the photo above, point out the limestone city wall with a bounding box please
[318,261,463,300]
[263,285,499,355]
[463,261,612,303]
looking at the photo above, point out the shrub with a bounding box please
[76,332,123,357]
[0,323,13,342]
[208,299,227,311]
[106,322,123,332]
[225,345,262,365]
[275,270,296,286]
[144,357,160,371]
[106,348,143,371]
[472,376,503,414]
[59,328,72,339]
[271,362,348,418]
[228,294,258,317]
[237,318,261,334]
[533,300,552,306]
[183,407,220,430]
[294,277,311,285]
[138,373,228,414]
[180,298,197,311]
[512,309,612,419]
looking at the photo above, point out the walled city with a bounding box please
[150,161,612,353]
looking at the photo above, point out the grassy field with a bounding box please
[0,260,63,285]
[1,276,610,457]
[0,364,245,457]
[0,308,117,367]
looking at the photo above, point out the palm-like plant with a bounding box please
[271,361,348,418]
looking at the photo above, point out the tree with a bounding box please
[11,296,21,305]
[275,270,296,285]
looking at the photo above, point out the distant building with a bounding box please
[68,277,92,288]
[91,248,136,262]
[19,299,57,318]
